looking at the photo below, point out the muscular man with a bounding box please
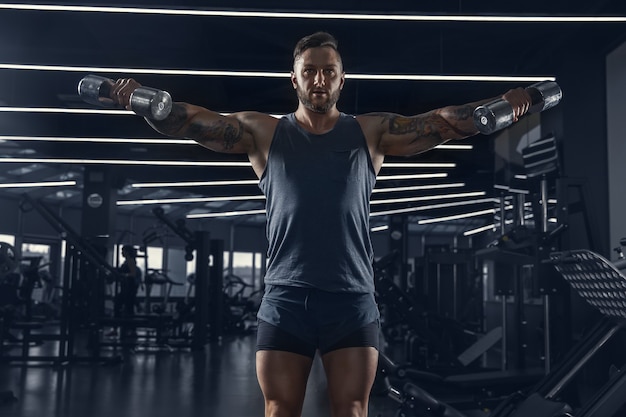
[109,32,531,417]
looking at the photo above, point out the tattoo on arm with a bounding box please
[429,108,477,138]
[377,106,476,143]
[188,118,245,151]
[374,113,443,143]
[151,104,244,151]
[150,103,189,134]
[450,104,474,122]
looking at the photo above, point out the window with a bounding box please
[0,234,15,246]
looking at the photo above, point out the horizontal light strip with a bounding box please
[348,74,554,82]
[131,180,466,190]
[0,180,76,188]
[0,63,555,82]
[418,208,495,224]
[1,4,624,22]
[117,190,483,206]
[0,119,498,153]
[0,157,455,173]
[0,135,193,145]
[0,107,284,118]
[370,197,495,217]
[494,184,530,194]
[435,144,473,150]
[376,173,447,180]
[0,157,250,167]
[0,63,288,78]
[0,107,133,115]
[187,198,495,219]
[463,224,496,236]
[117,195,265,206]
[187,209,266,219]
[132,180,260,188]
[0,136,470,158]
[183,197,495,219]
[382,162,455,168]
[371,191,485,205]
[152,193,494,219]
[370,225,389,233]
[372,183,465,193]
[130,172,449,180]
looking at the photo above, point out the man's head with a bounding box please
[291,32,345,114]
[121,245,137,258]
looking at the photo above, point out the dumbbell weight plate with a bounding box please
[130,87,172,120]
[77,75,116,107]
[473,99,515,135]
[528,81,563,113]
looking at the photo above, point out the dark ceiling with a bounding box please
[1,0,625,236]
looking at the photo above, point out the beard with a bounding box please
[296,85,341,113]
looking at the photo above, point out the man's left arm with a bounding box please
[360,87,531,159]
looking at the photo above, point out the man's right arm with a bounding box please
[109,78,274,155]
[148,102,254,154]
[109,78,277,177]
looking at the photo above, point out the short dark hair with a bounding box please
[122,245,137,257]
[293,31,340,63]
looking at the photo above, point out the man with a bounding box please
[107,244,142,338]
[109,31,531,417]
[116,245,141,318]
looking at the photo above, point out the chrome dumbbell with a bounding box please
[78,74,172,120]
[473,81,562,135]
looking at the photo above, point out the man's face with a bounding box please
[291,46,345,113]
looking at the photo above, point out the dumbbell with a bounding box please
[78,74,172,120]
[473,81,562,135]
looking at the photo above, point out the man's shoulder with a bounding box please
[234,110,282,125]
[233,111,282,139]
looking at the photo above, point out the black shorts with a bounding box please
[256,284,380,358]
[257,319,380,358]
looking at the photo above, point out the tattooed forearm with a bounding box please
[376,106,477,141]
[188,118,244,151]
[149,103,189,135]
[432,110,477,138]
[374,113,444,143]
[367,104,483,156]
[369,113,425,135]
[149,103,244,151]
[449,104,474,122]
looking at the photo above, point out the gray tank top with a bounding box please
[259,113,377,293]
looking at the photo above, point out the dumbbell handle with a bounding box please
[473,81,562,135]
[78,75,173,121]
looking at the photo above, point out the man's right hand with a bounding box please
[502,87,532,122]
[110,78,143,110]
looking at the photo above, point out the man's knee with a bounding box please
[328,400,368,417]
[265,399,304,417]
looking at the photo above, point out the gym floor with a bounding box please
[0,332,400,417]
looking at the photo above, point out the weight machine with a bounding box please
[137,229,184,316]
[381,249,626,417]
[151,207,222,345]
[4,194,123,364]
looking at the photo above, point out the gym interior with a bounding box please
[2,2,626,417]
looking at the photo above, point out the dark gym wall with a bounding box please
[553,36,613,257]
